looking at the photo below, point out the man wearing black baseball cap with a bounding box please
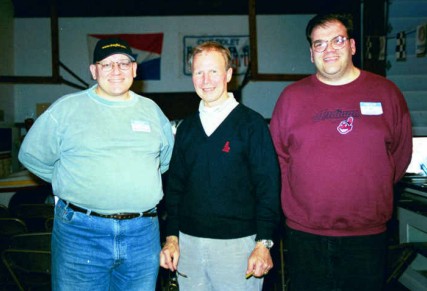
[89,38,137,101]
[19,37,174,290]
[93,38,136,64]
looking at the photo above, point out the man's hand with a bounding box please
[160,235,180,271]
[246,242,273,278]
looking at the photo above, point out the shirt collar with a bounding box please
[199,92,238,115]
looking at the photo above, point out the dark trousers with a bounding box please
[285,226,387,291]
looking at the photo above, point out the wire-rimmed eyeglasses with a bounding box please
[312,35,349,53]
[96,60,133,72]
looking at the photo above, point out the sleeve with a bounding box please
[18,111,60,183]
[390,87,413,183]
[248,116,281,241]
[270,91,290,193]
[164,125,187,237]
[159,112,175,174]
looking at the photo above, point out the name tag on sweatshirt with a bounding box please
[131,120,151,132]
[360,102,383,115]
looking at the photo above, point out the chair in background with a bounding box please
[8,185,53,215]
[44,217,54,232]
[13,204,54,232]
[7,185,54,233]
[9,232,52,251]
[0,218,28,251]
[1,249,51,291]
[1,232,51,290]
[0,219,29,289]
[0,204,10,218]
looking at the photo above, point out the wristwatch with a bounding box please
[257,239,274,249]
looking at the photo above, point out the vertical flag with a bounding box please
[365,36,385,61]
[416,23,427,57]
[365,36,373,60]
[378,36,386,61]
[395,31,406,61]
[88,33,164,80]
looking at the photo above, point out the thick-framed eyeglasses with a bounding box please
[312,35,349,53]
[96,60,133,72]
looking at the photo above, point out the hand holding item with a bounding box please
[246,242,273,278]
[160,235,180,271]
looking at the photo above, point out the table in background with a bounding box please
[0,170,44,207]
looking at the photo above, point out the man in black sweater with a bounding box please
[160,41,280,290]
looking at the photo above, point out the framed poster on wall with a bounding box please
[183,35,250,77]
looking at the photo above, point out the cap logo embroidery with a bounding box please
[222,141,231,153]
[101,43,128,50]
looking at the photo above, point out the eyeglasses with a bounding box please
[312,35,349,53]
[96,60,133,72]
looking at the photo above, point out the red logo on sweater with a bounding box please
[337,116,354,134]
[222,141,231,153]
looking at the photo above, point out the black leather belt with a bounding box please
[65,201,157,220]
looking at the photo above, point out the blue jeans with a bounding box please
[52,199,160,291]
[177,232,264,291]
[285,226,387,291]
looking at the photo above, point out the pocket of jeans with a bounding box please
[56,200,75,223]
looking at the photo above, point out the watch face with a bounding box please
[259,239,274,249]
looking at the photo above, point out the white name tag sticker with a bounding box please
[131,121,151,132]
[360,102,383,115]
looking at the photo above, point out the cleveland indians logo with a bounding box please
[337,116,354,134]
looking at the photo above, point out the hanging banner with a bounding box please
[88,33,164,80]
[416,23,427,57]
[183,35,250,76]
[395,31,406,61]
[365,36,386,61]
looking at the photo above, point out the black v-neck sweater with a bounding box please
[165,104,280,240]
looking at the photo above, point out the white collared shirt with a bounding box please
[199,93,239,136]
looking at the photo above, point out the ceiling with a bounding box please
[11,0,358,18]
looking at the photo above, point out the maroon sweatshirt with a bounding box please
[270,71,412,236]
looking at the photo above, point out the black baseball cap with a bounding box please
[93,38,135,63]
